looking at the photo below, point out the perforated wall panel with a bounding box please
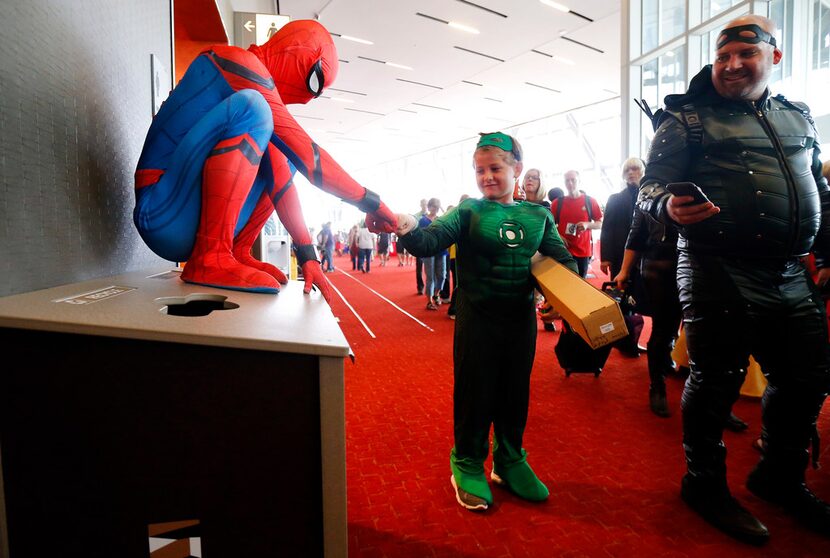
[0,1,173,296]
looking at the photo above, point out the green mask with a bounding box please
[476,132,514,153]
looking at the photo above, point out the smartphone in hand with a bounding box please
[666,182,710,205]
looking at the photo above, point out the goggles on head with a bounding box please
[307,60,325,98]
[477,132,521,161]
[716,23,777,50]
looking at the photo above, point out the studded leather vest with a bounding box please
[639,66,829,260]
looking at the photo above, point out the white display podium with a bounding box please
[0,268,349,558]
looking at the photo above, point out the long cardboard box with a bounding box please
[531,255,628,349]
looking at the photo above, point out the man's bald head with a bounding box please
[724,14,776,35]
[711,15,782,101]
[717,15,777,49]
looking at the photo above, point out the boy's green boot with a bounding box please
[492,450,549,502]
[450,448,492,511]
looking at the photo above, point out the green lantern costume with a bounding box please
[400,196,577,506]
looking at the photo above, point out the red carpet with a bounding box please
[323,254,830,557]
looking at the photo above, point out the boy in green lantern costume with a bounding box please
[396,132,577,511]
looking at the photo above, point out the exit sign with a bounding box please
[233,13,290,47]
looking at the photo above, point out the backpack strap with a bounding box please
[555,195,594,223]
[681,103,704,146]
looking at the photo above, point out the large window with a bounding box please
[661,0,687,42]
[814,0,830,70]
[769,0,794,83]
[626,0,830,159]
[643,0,660,52]
[642,0,686,53]
[701,0,742,19]
[659,45,687,99]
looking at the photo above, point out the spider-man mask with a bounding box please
[249,19,339,105]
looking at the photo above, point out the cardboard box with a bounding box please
[531,255,628,349]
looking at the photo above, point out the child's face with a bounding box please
[474,149,521,204]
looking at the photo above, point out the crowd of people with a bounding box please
[234,14,829,546]
[391,14,830,546]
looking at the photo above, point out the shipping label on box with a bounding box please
[531,255,628,348]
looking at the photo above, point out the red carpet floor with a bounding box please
[322,254,830,557]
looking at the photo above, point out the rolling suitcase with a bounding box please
[602,282,644,357]
[554,321,612,377]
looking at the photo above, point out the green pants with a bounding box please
[452,291,537,471]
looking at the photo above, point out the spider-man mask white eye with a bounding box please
[307,60,324,98]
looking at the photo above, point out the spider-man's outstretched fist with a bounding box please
[365,201,397,233]
[133,19,396,295]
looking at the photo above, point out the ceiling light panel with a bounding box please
[453,46,504,62]
[455,0,508,18]
[331,32,374,45]
[415,12,480,34]
[540,0,569,13]
[396,78,443,90]
[276,0,621,166]
[538,0,594,22]
[447,21,480,34]
[357,55,414,71]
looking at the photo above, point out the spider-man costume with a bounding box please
[134,20,396,296]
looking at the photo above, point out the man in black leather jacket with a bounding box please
[614,206,680,418]
[601,158,645,280]
[638,15,830,544]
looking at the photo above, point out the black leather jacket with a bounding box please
[638,66,830,264]
[600,184,638,267]
[625,207,678,262]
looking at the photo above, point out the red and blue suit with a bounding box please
[134,20,396,296]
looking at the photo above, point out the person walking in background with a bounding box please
[601,158,645,280]
[377,231,390,267]
[414,198,428,294]
[319,221,335,272]
[613,201,680,418]
[394,233,410,266]
[396,132,576,512]
[637,14,830,544]
[356,222,375,273]
[419,198,445,310]
[348,224,359,271]
[550,170,603,278]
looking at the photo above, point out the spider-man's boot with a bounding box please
[181,135,279,293]
[232,191,288,284]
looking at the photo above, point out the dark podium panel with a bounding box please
[0,269,349,558]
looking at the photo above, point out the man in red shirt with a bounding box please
[550,170,603,277]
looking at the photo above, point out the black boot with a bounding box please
[649,385,670,418]
[681,474,769,545]
[750,381,830,535]
[747,461,830,536]
[725,412,749,432]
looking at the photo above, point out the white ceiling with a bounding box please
[267,0,621,170]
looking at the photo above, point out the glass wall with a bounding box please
[769,0,794,84]
[625,0,830,161]
[701,0,742,19]
[642,0,687,53]
[814,0,830,70]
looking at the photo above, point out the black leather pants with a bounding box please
[677,251,830,482]
[641,258,682,388]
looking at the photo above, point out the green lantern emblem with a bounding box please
[498,221,525,248]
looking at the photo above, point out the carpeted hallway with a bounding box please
[321,253,829,557]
